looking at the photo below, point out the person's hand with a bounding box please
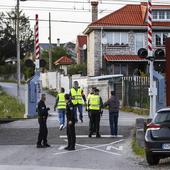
[54,108,56,111]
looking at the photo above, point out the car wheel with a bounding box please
[146,151,160,165]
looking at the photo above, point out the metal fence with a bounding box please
[122,76,149,108]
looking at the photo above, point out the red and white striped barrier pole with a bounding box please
[35,14,40,70]
[148,0,157,118]
[148,0,152,56]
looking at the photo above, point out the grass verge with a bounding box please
[121,106,149,116]
[132,133,145,157]
[0,87,24,118]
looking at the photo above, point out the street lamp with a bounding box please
[16,0,26,98]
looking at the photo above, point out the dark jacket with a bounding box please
[66,100,75,124]
[104,95,120,113]
[37,100,49,118]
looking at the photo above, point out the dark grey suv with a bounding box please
[145,107,170,165]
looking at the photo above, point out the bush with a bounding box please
[0,87,24,118]
[0,64,17,75]
[121,106,149,115]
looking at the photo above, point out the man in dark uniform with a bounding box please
[64,94,76,151]
[37,94,50,148]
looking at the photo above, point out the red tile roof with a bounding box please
[77,35,87,48]
[89,3,170,27]
[104,55,147,62]
[54,56,74,65]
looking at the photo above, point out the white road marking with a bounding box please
[76,143,121,156]
[54,139,124,156]
[106,145,123,151]
[58,145,66,150]
[60,135,123,138]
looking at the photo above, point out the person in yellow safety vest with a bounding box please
[70,81,86,123]
[54,87,66,130]
[88,88,103,138]
[87,87,96,133]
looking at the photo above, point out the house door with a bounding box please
[135,33,144,54]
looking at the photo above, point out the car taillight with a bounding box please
[147,122,160,130]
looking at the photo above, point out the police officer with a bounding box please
[70,81,86,123]
[37,94,50,148]
[88,88,103,138]
[64,94,76,151]
[54,87,66,130]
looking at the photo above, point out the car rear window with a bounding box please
[153,111,170,124]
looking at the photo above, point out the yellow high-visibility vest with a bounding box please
[87,93,92,110]
[89,94,100,110]
[70,88,83,105]
[57,93,66,109]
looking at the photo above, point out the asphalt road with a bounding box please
[1,82,170,170]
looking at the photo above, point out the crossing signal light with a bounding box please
[138,48,148,58]
[40,59,47,67]
[154,49,165,58]
[24,59,34,67]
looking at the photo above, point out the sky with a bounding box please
[0,0,170,44]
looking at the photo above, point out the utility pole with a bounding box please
[49,12,52,71]
[16,0,20,98]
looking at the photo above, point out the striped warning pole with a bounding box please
[148,0,152,56]
[148,0,156,118]
[35,14,40,69]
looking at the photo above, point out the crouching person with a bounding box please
[64,94,76,151]
[37,94,50,148]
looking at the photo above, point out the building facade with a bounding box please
[84,2,170,76]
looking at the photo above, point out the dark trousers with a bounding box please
[67,123,76,149]
[37,118,48,145]
[109,112,118,135]
[89,110,100,135]
[88,111,96,133]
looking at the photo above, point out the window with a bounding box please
[114,33,120,44]
[156,33,161,46]
[159,11,165,19]
[135,33,144,52]
[167,11,170,19]
[153,11,158,19]
[121,64,128,76]
[106,32,113,44]
[154,33,169,46]
[106,32,128,45]
[121,33,128,44]
[152,10,170,20]
[114,64,120,74]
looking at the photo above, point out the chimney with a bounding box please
[57,38,60,47]
[91,1,98,22]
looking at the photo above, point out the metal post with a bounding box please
[16,0,20,98]
[49,12,52,71]
[148,0,157,118]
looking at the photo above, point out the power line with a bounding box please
[3,17,90,23]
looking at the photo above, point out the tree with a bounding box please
[41,46,68,70]
[68,64,87,76]
[0,10,34,65]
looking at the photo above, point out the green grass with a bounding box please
[0,87,24,118]
[132,134,145,157]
